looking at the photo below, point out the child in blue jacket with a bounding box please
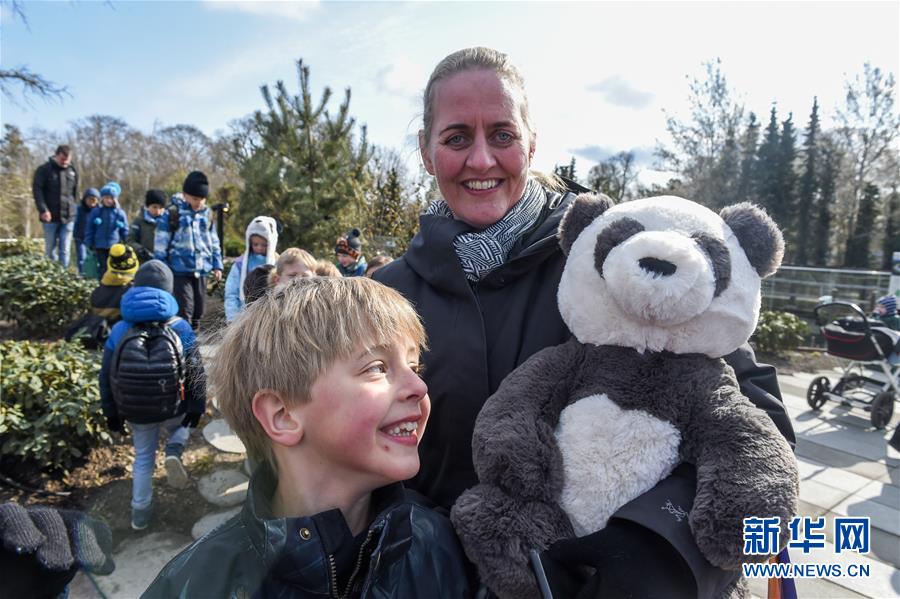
[74,188,100,275]
[99,260,206,530]
[223,216,278,322]
[85,182,129,277]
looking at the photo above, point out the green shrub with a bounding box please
[223,234,244,258]
[751,310,809,353]
[0,340,111,471]
[0,254,95,335]
[0,238,43,257]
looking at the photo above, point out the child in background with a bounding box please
[74,188,100,275]
[365,255,393,278]
[315,260,341,277]
[85,182,129,277]
[224,216,278,322]
[269,248,317,292]
[153,171,223,330]
[130,189,167,263]
[100,260,207,530]
[90,244,138,326]
[335,228,367,276]
[873,295,900,331]
[144,277,470,598]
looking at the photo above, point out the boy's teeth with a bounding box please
[464,179,499,190]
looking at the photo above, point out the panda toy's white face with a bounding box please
[558,196,772,358]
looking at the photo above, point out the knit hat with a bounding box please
[238,216,279,301]
[133,260,174,295]
[82,188,100,200]
[107,244,138,276]
[182,171,209,198]
[145,189,167,207]
[877,295,897,316]
[335,228,362,259]
[99,182,121,198]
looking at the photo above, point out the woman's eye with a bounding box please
[444,134,466,146]
[494,131,514,143]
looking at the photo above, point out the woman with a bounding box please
[376,47,794,597]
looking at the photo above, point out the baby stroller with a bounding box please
[806,301,899,429]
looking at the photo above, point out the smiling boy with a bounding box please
[143,277,470,598]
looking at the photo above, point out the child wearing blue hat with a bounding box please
[85,182,129,278]
[874,295,900,331]
[74,187,101,274]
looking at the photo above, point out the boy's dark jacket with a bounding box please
[130,208,161,262]
[74,197,95,241]
[374,180,795,595]
[142,466,471,598]
[32,157,78,224]
[99,286,205,423]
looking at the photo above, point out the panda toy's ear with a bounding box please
[720,202,784,278]
[558,193,614,256]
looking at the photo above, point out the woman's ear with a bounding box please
[419,130,435,175]
[252,389,303,447]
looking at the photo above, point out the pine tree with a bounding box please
[812,142,839,266]
[553,157,578,182]
[0,124,37,238]
[775,113,798,259]
[882,187,900,270]
[235,60,373,255]
[709,124,740,208]
[736,112,760,202]
[755,107,782,221]
[844,183,880,267]
[795,98,820,265]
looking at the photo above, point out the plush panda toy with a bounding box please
[451,194,799,599]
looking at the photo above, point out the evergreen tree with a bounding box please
[235,59,373,255]
[0,124,37,237]
[775,113,798,259]
[844,183,879,267]
[812,142,839,266]
[708,124,740,208]
[553,157,578,182]
[795,98,820,265]
[755,107,782,222]
[736,112,760,202]
[882,187,900,271]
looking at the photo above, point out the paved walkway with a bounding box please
[70,366,899,598]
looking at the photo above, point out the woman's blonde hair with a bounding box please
[421,47,563,192]
[209,277,427,470]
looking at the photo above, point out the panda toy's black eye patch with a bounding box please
[594,217,645,277]
[692,233,731,296]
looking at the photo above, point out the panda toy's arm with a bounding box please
[451,339,583,599]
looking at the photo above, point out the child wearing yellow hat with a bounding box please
[90,243,138,325]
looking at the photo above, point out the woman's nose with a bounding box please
[465,135,496,171]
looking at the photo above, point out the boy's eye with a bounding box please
[411,363,426,376]
[365,362,387,375]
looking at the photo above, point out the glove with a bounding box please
[0,503,115,599]
[181,412,201,428]
[106,414,124,433]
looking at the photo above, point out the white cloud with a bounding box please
[203,0,320,22]
[586,76,654,109]
[374,58,425,102]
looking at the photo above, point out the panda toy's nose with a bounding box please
[639,257,677,276]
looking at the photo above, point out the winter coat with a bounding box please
[74,198,96,241]
[338,255,367,277]
[89,277,133,324]
[99,286,205,424]
[142,465,472,599]
[224,253,267,322]
[32,157,78,224]
[374,180,796,594]
[153,197,223,276]
[85,204,129,250]
[129,208,161,262]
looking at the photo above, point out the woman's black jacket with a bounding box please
[374,181,795,596]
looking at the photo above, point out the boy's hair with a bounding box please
[270,248,318,283]
[210,277,427,470]
[315,260,341,278]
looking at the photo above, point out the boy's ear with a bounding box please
[252,389,304,447]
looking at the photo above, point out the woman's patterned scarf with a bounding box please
[426,178,546,282]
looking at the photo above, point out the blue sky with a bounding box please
[2,1,898,183]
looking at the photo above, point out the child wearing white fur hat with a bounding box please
[224,216,279,322]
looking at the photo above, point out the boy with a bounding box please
[90,243,138,325]
[130,189,167,263]
[143,277,470,598]
[74,187,100,275]
[224,216,278,322]
[335,228,367,276]
[85,182,129,277]
[153,171,223,329]
[269,247,318,292]
[100,260,207,530]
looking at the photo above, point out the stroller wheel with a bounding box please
[807,377,830,410]
[870,392,894,430]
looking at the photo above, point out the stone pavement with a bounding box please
[69,366,899,598]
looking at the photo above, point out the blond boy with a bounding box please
[143,277,470,598]
[269,247,318,291]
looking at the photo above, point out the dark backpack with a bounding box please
[110,317,186,424]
